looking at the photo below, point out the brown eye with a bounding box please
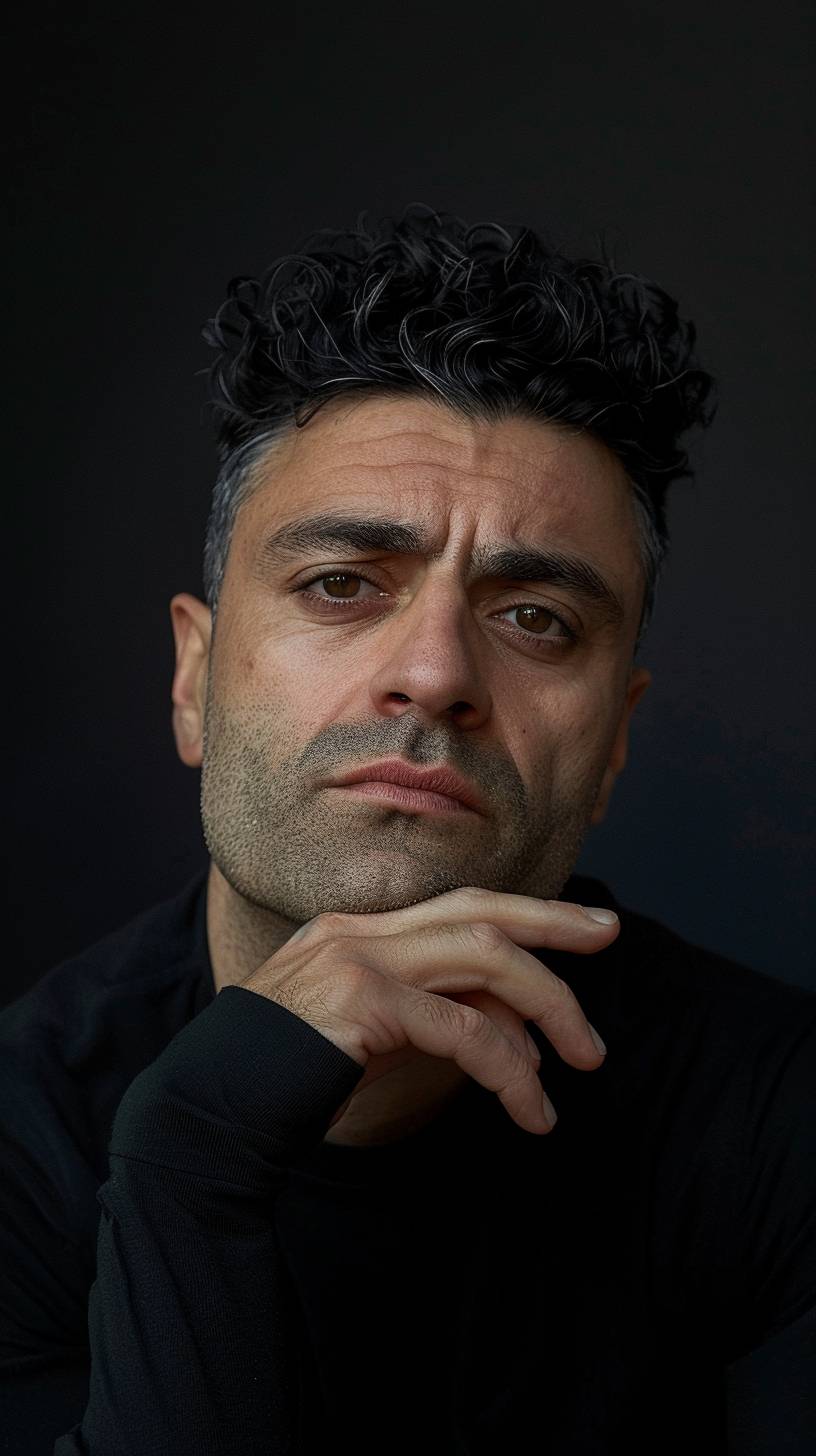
[495,602,574,645]
[322,574,362,598]
[514,605,555,633]
[299,572,390,608]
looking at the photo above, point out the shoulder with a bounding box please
[613,904,816,1215]
[1,870,212,1055]
[611,898,815,1090]
[0,871,213,1351]
[568,881,816,1351]
[0,871,213,1210]
[582,887,816,1168]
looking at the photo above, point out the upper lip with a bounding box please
[327,759,484,813]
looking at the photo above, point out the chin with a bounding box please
[303,851,472,917]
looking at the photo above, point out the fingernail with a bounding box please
[588,1024,607,1055]
[582,906,618,925]
[541,1090,558,1127]
[525,1031,540,1062]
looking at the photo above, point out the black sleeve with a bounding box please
[30,986,364,1455]
[0,1112,95,1451]
[723,1008,816,1454]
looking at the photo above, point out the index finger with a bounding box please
[327,885,620,953]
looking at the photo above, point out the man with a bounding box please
[1,206,813,1454]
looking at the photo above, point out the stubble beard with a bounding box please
[199,695,603,923]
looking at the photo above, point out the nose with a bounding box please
[367,581,492,730]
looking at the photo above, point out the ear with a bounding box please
[590,666,651,826]
[169,593,212,768]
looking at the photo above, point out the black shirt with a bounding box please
[1,870,814,1454]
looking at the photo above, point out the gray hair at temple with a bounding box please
[200,206,717,649]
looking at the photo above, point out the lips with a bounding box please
[327,759,484,813]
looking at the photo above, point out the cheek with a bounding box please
[216,609,301,690]
[211,630,289,707]
[221,634,364,739]
[509,677,619,780]
[566,684,629,784]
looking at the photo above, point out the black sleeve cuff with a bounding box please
[108,986,366,1184]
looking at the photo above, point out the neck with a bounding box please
[206,860,298,992]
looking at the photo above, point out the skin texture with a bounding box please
[170,394,651,1143]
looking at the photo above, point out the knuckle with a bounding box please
[536,971,579,1022]
[503,1057,535,1095]
[311,910,352,938]
[548,971,573,999]
[466,920,507,955]
[330,958,369,993]
[414,991,453,1027]
[454,1001,489,1039]
[448,885,486,908]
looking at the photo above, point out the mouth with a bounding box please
[323,759,484,816]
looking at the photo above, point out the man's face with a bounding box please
[186,394,649,921]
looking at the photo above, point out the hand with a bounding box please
[236,887,619,1135]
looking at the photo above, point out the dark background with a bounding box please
[6,2,814,1003]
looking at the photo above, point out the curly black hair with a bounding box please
[201,204,716,639]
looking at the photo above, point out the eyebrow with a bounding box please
[256,513,625,625]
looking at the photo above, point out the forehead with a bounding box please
[235,394,639,561]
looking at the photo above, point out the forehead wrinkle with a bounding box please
[261,396,624,504]
[317,402,575,456]
[248,460,574,553]
[289,456,546,499]
[249,412,609,524]
[286,415,573,480]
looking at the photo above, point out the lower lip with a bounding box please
[331,781,476,815]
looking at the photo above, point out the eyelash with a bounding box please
[295,572,578,649]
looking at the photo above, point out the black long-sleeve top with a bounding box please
[1,870,814,1454]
